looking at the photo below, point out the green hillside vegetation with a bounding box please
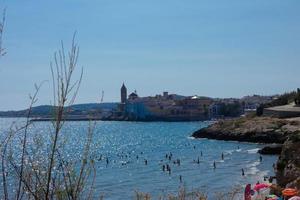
[0,103,118,117]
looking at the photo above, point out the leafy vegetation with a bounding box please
[264,91,297,108]
[295,88,300,106]
[218,102,243,117]
[289,131,300,142]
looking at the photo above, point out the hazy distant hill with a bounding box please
[0,103,118,117]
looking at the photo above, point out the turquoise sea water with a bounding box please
[0,118,277,199]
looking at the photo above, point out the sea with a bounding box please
[0,118,277,199]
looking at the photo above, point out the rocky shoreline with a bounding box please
[192,117,299,144]
[192,116,300,189]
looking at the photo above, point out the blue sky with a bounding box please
[0,0,300,110]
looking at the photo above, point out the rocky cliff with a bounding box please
[276,132,300,189]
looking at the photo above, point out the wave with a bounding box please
[247,148,260,154]
[187,136,195,140]
[246,161,260,175]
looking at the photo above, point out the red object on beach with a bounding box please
[282,188,298,197]
[244,184,251,200]
[254,183,270,191]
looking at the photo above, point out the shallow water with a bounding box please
[0,118,277,199]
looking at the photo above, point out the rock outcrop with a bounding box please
[258,145,283,155]
[276,132,300,189]
[192,117,300,143]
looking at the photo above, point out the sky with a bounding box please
[0,0,300,110]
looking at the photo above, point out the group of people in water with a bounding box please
[93,144,265,184]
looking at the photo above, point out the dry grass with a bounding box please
[0,35,97,200]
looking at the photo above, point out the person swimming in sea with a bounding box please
[166,164,171,175]
[213,161,216,169]
[106,157,109,167]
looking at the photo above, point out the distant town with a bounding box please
[0,83,280,121]
[107,83,276,121]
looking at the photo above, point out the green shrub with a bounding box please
[277,160,287,171]
[289,131,300,142]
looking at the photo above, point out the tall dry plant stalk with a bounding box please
[0,8,6,57]
[0,34,97,200]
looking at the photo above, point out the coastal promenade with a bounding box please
[264,103,300,118]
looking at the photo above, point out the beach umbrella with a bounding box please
[289,196,300,200]
[282,188,298,197]
[254,183,271,191]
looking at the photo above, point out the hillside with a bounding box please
[0,103,118,118]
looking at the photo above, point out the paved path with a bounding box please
[266,103,300,112]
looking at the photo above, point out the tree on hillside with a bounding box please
[295,88,300,106]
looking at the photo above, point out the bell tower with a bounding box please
[121,83,127,103]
